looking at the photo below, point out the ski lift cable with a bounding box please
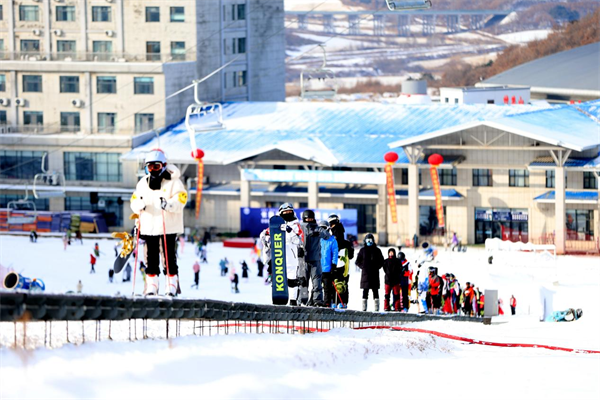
[6,0,333,151]
[2,1,395,186]
[0,2,334,184]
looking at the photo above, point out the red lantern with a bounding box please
[191,149,205,160]
[384,151,399,164]
[428,154,444,166]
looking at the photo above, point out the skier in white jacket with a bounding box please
[130,149,187,296]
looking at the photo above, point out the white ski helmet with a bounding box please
[144,149,167,165]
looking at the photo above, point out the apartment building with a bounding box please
[0,0,285,227]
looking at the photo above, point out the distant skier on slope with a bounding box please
[129,149,187,296]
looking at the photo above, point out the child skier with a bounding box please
[129,149,187,296]
[318,220,338,308]
[382,248,402,311]
[89,253,97,273]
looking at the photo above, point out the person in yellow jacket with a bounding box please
[130,149,187,296]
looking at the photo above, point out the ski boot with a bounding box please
[374,299,380,312]
[145,274,159,296]
[362,299,368,312]
[166,275,179,297]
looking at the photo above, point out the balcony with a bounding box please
[0,51,193,63]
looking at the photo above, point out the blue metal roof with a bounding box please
[529,157,597,168]
[124,101,557,166]
[534,191,599,202]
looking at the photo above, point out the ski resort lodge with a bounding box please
[121,100,600,254]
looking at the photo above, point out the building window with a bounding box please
[170,7,184,22]
[1,194,49,211]
[420,205,446,236]
[487,100,494,104]
[23,75,43,92]
[473,169,492,187]
[20,40,40,55]
[135,113,154,133]
[134,77,154,95]
[92,41,112,61]
[344,204,376,235]
[23,111,43,127]
[60,112,80,133]
[170,41,185,61]
[146,7,160,22]
[0,5,3,21]
[566,210,594,241]
[97,76,116,94]
[232,37,246,54]
[233,71,247,87]
[583,172,598,189]
[401,168,422,185]
[59,76,79,93]
[98,113,116,134]
[56,6,76,22]
[0,111,6,125]
[64,152,122,182]
[146,42,161,61]
[546,170,555,188]
[233,4,246,20]
[57,40,76,59]
[0,75,5,92]
[438,168,457,186]
[65,196,123,227]
[509,169,529,187]
[19,5,39,21]
[0,151,46,180]
[92,6,111,22]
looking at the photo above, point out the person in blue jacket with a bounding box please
[318,220,339,308]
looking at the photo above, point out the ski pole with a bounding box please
[131,216,141,297]
[161,208,171,277]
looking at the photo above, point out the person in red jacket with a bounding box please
[510,295,517,315]
[463,282,473,316]
[428,267,443,314]
[89,253,97,274]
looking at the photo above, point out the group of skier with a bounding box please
[260,203,354,308]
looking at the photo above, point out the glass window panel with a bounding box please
[59,76,79,93]
[98,113,116,133]
[92,6,111,22]
[134,77,154,95]
[170,41,185,61]
[0,111,6,125]
[19,5,39,21]
[20,40,40,54]
[170,7,185,22]
[0,75,5,92]
[60,112,80,132]
[56,6,76,22]
[96,76,116,94]
[135,113,154,133]
[146,7,160,22]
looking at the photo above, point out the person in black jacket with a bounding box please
[398,251,412,312]
[328,214,354,307]
[382,248,402,311]
[355,233,384,311]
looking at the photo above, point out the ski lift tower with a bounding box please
[300,45,338,100]
[33,152,66,199]
[184,80,224,220]
[385,0,432,11]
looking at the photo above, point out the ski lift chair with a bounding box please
[33,153,66,199]
[185,80,225,134]
[300,45,338,100]
[385,0,432,11]
[7,190,37,225]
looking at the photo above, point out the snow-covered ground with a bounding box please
[1,235,599,399]
[498,29,552,44]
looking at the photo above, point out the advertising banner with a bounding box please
[430,166,445,228]
[384,164,398,224]
[195,160,204,220]
[240,208,358,239]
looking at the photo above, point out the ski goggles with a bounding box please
[365,238,374,245]
[146,162,164,171]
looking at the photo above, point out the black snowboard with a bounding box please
[269,215,289,305]
[113,227,137,274]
